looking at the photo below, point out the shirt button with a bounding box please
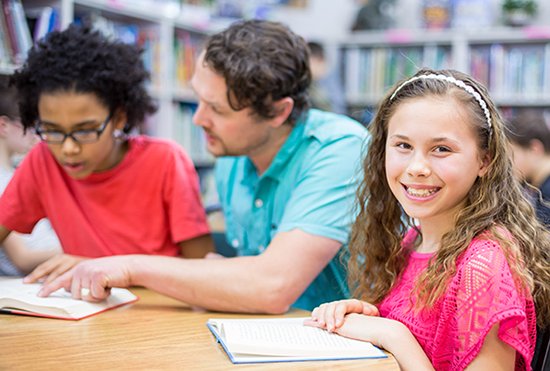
[254,199,263,208]
[259,245,265,252]
[231,239,240,248]
[308,130,314,136]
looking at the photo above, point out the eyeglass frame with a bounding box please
[35,112,114,144]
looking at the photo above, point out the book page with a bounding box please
[209,317,383,357]
[0,279,137,319]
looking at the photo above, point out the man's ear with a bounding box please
[268,97,294,128]
[0,116,10,138]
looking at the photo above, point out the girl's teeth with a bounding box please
[406,187,438,197]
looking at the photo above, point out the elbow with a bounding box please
[255,279,298,315]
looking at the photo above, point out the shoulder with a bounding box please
[128,135,192,164]
[302,109,368,145]
[16,143,57,172]
[460,235,508,269]
[455,232,517,286]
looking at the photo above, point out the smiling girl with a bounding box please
[304,69,550,371]
[0,25,214,284]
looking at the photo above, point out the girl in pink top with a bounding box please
[304,69,550,371]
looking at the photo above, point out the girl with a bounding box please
[304,69,550,371]
[0,75,60,275]
[0,25,214,285]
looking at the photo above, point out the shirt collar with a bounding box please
[241,110,313,185]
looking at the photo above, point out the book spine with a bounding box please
[2,0,21,63]
[0,5,13,64]
[11,0,33,59]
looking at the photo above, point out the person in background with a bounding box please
[1,25,214,284]
[38,20,368,314]
[307,41,346,114]
[0,75,61,276]
[506,109,550,226]
[305,69,550,370]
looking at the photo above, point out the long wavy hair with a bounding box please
[349,68,550,328]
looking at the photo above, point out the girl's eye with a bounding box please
[434,146,451,153]
[396,142,412,150]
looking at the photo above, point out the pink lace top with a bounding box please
[378,229,536,371]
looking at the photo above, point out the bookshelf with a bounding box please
[1,0,222,166]
[341,27,550,111]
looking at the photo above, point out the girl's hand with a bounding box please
[23,254,88,285]
[303,299,379,332]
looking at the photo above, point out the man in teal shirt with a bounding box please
[206,20,368,311]
[216,107,366,310]
[38,20,368,313]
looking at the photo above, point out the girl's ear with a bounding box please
[0,116,10,138]
[478,149,491,177]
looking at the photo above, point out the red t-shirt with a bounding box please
[0,136,210,258]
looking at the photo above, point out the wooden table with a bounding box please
[0,287,399,371]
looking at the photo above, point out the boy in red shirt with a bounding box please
[0,25,214,283]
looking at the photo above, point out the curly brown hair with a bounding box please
[349,68,550,328]
[202,20,311,126]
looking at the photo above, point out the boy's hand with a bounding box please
[303,299,379,332]
[36,255,134,302]
[23,254,88,285]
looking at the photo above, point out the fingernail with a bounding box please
[37,290,44,297]
[22,277,29,283]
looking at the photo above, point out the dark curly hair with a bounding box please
[9,24,157,133]
[203,20,311,126]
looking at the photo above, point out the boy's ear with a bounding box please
[268,97,294,128]
[478,149,491,177]
[0,116,10,138]
[113,109,127,131]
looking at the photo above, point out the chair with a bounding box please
[533,326,550,371]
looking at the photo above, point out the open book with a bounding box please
[0,278,138,320]
[207,317,387,363]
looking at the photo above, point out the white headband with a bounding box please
[389,74,492,131]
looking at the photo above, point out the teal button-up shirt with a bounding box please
[215,109,368,311]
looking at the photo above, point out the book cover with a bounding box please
[207,317,387,364]
[0,279,138,320]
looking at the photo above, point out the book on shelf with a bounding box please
[2,0,32,64]
[344,45,450,104]
[0,278,138,320]
[206,317,387,364]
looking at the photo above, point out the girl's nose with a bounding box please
[407,153,431,178]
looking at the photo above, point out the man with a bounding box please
[37,20,368,314]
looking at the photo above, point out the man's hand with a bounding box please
[23,254,88,285]
[36,255,135,301]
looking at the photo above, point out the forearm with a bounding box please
[129,254,300,314]
[2,232,61,274]
[379,320,434,371]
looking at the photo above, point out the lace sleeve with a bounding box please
[443,238,535,371]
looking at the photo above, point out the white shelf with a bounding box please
[73,0,170,23]
[0,65,20,74]
[342,26,550,47]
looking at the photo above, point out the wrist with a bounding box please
[125,255,146,286]
[378,319,409,352]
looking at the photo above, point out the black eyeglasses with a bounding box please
[36,113,113,144]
